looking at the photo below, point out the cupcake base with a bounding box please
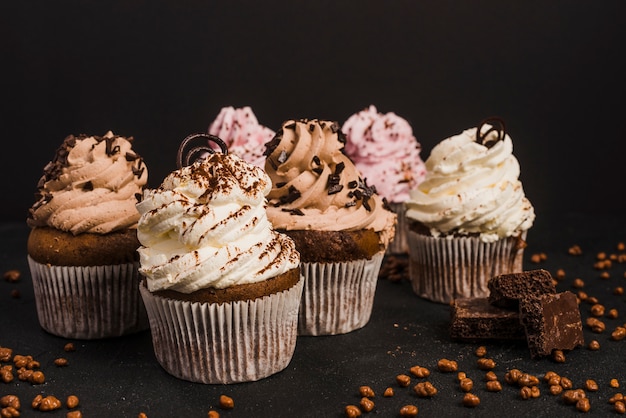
[27,256,149,339]
[387,202,408,254]
[407,232,526,304]
[298,251,385,336]
[139,276,304,384]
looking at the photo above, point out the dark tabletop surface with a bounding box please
[1,211,625,418]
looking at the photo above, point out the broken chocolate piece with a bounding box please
[450,298,526,341]
[488,269,556,309]
[519,291,584,358]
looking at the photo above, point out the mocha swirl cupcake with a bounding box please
[264,119,396,335]
[137,134,303,384]
[405,118,535,304]
[27,131,149,339]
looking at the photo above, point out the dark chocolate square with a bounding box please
[488,269,556,309]
[519,291,584,358]
[450,298,526,341]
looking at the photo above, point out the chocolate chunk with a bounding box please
[519,291,584,358]
[488,269,556,309]
[450,298,526,341]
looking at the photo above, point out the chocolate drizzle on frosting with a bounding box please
[177,133,229,169]
[476,117,506,149]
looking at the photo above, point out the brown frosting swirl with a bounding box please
[263,119,396,247]
[28,131,148,234]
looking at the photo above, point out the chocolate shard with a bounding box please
[519,291,584,359]
[450,298,526,342]
[487,269,556,309]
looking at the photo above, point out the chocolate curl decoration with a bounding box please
[476,117,506,149]
[176,133,228,168]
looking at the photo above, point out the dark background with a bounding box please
[2,0,626,222]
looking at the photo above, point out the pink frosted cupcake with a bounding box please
[405,118,535,304]
[343,105,426,253]
[264,119,396,335]
[137,135,303,383]
[208,106,275,168]
[27,131,149,339]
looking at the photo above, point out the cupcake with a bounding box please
[342,105,426,254]
[137,134,303,384]
[208,106,275,168]
[263,119,396,335]
[26,131,149,339]
[404,117,535,304]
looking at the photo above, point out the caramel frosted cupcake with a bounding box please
[27,131,149,339]
[264,119,396,335]
[342,105,426,254]
[405,118,535,304]
[137,135,302,384]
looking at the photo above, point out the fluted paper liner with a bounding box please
[407,231,527,304]
[298,251,385,336]
[388,202,408,254]
[140,276,304,384]
[27,256,148,339]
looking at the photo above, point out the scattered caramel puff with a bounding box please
[3,270,20,282]
[568,245,583,256]
[530,253,547,263]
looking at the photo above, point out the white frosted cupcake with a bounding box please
[264,119,396,335]
[208,106,275,168]
[343,105,426,254]
[137,135,303,384]
[405,118,535,304]
[27,132,149,339]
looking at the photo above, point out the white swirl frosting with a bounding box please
[405,124,535,242]
[136,152,300,293]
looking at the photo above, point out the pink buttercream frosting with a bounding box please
[208,106,275,168]
[342,105,426,203]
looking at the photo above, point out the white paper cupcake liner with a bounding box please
[139,276,304,384]
[407,231,526,304]
[27,256,149,339]
[388,202,408,254]
[298,251,385,336]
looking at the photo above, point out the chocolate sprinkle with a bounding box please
[328,184,344,195]
[82,181,93,191]
[105,137,120,156]
[125,152,138,162]
[362,196,372,211]
[279,185,301,204]
[132,161,145,178]
[276,182,287,188]
[282,208,304,216]
[476,117,506,149]
[263,132,282,157]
